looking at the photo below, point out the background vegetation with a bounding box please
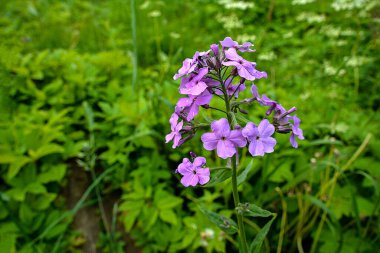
[0,0,379,252]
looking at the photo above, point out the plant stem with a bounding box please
[232,155,249,253]
[218,70,249,253]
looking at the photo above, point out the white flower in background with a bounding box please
[216,14,243,30]
[332,0,368,11]
[218,0,255,10]
[321,25,341,38]
[148,10,161,17]
[296,12,326,23]
[258,51,277,61]
[170,32,181,39]
[324,61,346,76]
[283,31,294,39]
[237,34,256,43]
[337,40,348,46]
[344,56,371,67]
[292,0,316,5]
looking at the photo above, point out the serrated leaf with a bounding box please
[199,206,237,235]
[249,217,276,253]
[203,167,232,187]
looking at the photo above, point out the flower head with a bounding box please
[179,67,209,96]
[242,119,276,156]
[165,113,183,148]
[201,118,246,159]
[220,37,255,52]
[222,48,267,81]
[176,90,213,121]
[176,156,210,187]
[289,115,304,148]
[215,78,246,98]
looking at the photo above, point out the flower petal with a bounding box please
[211,118,230,138]
[248,140,265,156]
[216,140,236,159]
[195,91,213,105]
[242,122,258,140]
[165,132,175,143]
[193,156,206,167]
[181,174,199,187]
[180,81,208,96]
[261,137,276,153]
[290,133,298,148]
[258,119,275,138]
[196,168,210,185]
[220,37,238,48]
[186,103,199,121]
[201,133,218,150]
[176,158,192,175]
[229,130,247,147]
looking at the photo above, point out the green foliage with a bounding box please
[0,0,379,252]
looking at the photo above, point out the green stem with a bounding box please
[219,71,249,253]
[232,155,249,253]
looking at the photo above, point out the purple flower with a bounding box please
[201,118,247,159]
[289,115,304,148]
[176,90,213,121]
[210,43,219,56]
[165,113,183,148]
[220,37,255,52]
[215,78,246,98]
[242,119,276,156]
[176,157,210,187]
[173,58,197,80]
[222,48,267,81]
[179,67,209,96]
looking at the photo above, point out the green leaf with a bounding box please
[237,160,253,186]
[249,217,276,253]
[123,208,140,231]
[8,156,32,179]
[199,206,238,235]
[0,154,18,164]
[37,164,66,183]
[237,203,274,218]
[28,144,64,161]
[203,167,232,187]
[154,190,183,209]
[159,209,177,225]
[0,232,16,253]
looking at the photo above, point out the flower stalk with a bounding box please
[220,72,249,253]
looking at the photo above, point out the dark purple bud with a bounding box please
[239,108,248,114]
[181,125,193,132]
[190,151,197,159]
[276,126,292,133]
[206,59,216,69]
[241,98,256,104]
[177,133,195,146]
[231,67,238,76]
[234,124,242,130]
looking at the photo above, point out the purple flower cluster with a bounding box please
[166,37,304,187]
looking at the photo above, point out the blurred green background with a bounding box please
[0,0,379,252]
